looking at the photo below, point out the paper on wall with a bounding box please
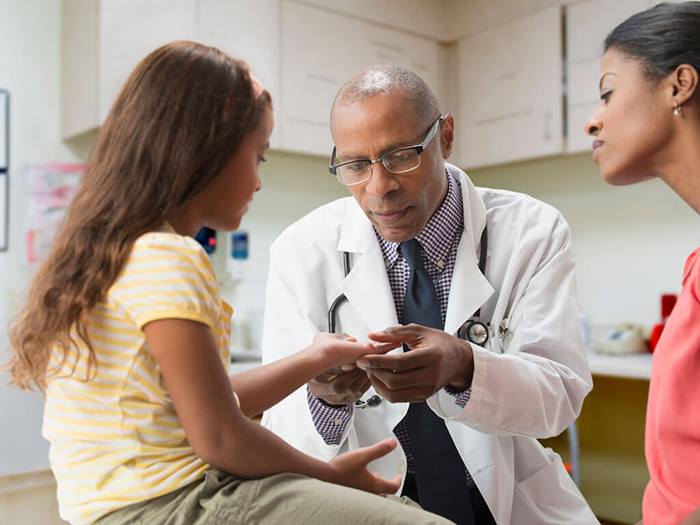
[24,163,84,265]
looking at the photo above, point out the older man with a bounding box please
[262,65,596,525]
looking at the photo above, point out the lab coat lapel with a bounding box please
[337,202,398,333]
[444,165,495,336]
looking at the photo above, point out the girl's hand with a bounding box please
[311,332,399,369]
[328,438,402,495]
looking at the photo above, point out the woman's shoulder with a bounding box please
[682,247,700,293]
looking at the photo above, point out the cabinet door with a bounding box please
[280,0,445,157]
[197,0,281,148]
[362,25,445,109]
[566,0,653,153]
[456,5,563,168]
[280,1,360,156]
[294,0,446,40]
[98,0,197,120]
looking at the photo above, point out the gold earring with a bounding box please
[673,103,683,116]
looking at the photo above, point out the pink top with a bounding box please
[644,247,700,525]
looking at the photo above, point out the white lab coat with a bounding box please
[261,164,597,524]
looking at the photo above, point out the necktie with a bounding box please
[399,239,474,525]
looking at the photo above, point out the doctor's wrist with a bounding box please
[445,339,474,392]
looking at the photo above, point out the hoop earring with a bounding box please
[673,104,683,116]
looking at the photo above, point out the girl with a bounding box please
[585,3,700,524]
[8,41,449,525]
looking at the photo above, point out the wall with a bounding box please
[468,153,700,328]
[231,150,700,333]
[216,151,347,348]
[0,0,92,476]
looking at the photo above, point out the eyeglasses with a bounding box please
[328,114,446,187]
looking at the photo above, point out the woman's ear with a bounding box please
[670,63,699,108]
[440,114,455,159]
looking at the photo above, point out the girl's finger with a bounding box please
[356,438,397,464]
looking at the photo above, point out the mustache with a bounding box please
[366,198,409,215]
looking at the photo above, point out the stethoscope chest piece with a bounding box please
[354,394,382,409]
[458,318,490,347]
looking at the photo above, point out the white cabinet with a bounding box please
[566,0,653,153]
[196,0,281,148]
[296,0,448,40]
[279,0,445,157]
[61,0,197,139]
[61,0,657,166]
[61,0,280,142]
[455,5,563,169]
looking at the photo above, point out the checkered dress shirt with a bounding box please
[307,171,472,475]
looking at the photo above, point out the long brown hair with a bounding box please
[8,41,271,390]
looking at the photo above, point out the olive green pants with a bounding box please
[95,469,453,525]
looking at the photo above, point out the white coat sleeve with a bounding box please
[259,237,354,460]
[429,215,593,438]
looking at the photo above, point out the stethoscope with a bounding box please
[327,227,490,409]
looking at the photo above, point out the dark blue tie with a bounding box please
[399,239,475,525]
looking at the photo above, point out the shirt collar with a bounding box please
[375,170,464,269]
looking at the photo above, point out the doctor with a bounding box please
[262,65,596,525]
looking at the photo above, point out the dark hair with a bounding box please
[8,41,271,390]
[604,2,700,82]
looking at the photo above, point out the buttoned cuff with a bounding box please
[306,386,353,445]
[443,385,472,408]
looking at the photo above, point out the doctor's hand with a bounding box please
[356,324,474,403]
[328,438,402,495]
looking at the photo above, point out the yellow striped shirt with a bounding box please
[43,227,232,525]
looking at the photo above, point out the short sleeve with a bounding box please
[110,232,219,330]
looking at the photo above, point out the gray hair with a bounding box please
[330,65,440,128]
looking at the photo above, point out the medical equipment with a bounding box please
[594,323,647,355]
[327,227,490,409]
[195,227,217,255]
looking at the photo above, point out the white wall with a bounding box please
[0,0,92,476]
[468,153,700,328]
[216,151,347,348]
[231,150,700,334]
[224,150,700,342]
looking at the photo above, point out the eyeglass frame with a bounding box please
[328,114,447,186]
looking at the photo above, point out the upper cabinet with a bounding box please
[61,0,197,139]
[455,5,562,169]
[61,0,280,143]
[61,0,663,168]
[565,0,653,152]
[196,0,281,148]
[278,0,445,157]
[294,0,449,40]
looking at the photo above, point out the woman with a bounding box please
[585,3,700,524]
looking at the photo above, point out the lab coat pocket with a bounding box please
[514,451,598,524]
